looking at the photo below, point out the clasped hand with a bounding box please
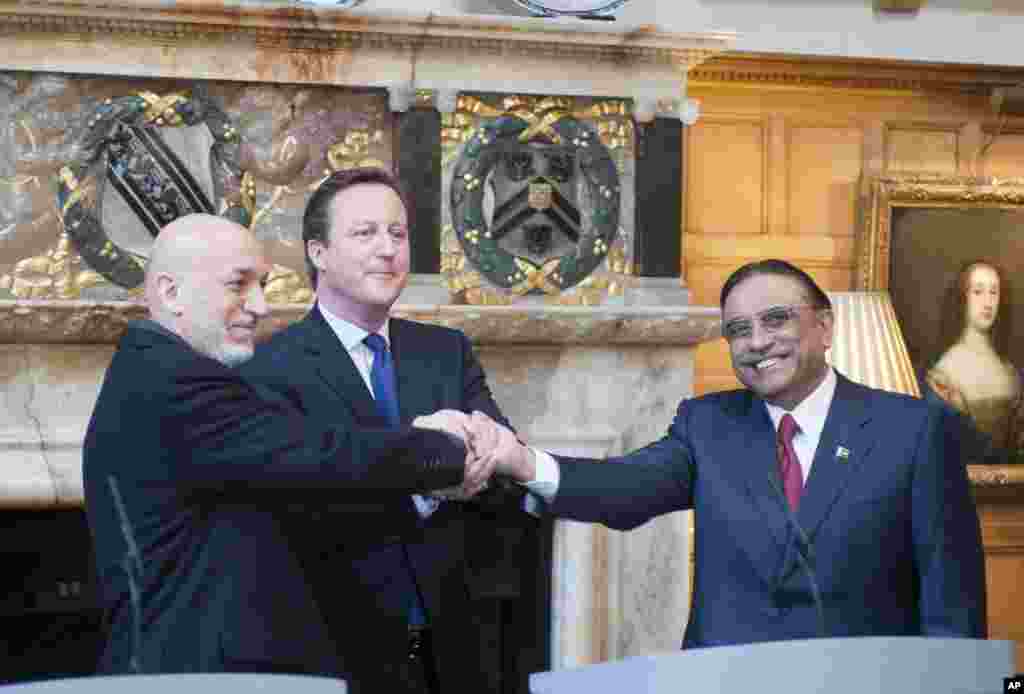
[412,410,527,499]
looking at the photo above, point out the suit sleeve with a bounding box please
[547,400,697,531]
[164,365,466,495]
[458,331,512,429]
[454,331,526,510]
[912,403,987,637]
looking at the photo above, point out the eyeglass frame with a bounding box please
[721,303,830,344]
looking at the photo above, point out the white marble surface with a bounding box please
[626,277,692,308]
[0,344,112,508]
[478,343,695,667]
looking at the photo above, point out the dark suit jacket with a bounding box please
[550,373,987,647]
[83,320,466,676]
[239,307,537,693]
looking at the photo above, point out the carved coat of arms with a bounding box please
[449,103,621,296]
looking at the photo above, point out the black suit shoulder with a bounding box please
[391,316,470,344]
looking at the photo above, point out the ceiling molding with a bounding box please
[0,0,733,71]
[690,52,1024,95]
[873,0,923,15]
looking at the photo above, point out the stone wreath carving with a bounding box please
[56,88,252,288]
[449,103,621,295]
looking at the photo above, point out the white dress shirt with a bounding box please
[524,368,840,502]
[763,367,838,485]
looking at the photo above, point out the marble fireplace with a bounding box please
[0,0,732,677]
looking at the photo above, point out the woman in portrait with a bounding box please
[925,260,1024,464]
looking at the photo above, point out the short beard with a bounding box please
[186,323,254,368]
[213,344,255,368]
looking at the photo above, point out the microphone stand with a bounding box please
[108,476,144,674]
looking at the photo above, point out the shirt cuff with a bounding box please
[522,447,559,503]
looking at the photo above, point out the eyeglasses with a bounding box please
[721,304,821,344]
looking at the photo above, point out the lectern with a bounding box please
[0,674,347,694]
[530,637,1014,694]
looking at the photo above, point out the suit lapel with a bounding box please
[737,395,792,581]
[390,319,440,425]
[301,308,385,426]
[797,374,875,541]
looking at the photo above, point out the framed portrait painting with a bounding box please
[860,173,1024,466]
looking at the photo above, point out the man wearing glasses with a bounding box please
[497,258,986,647]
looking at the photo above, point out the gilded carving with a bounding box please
[0,74,391,301]
[263,264,315,305]
[968,464,1024,487]
[0,233,111,300]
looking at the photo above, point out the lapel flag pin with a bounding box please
[835,446,850,461]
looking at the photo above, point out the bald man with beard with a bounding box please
[83,214,490,677]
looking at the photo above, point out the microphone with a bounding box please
[767,473,826,639]
[107,475,144,674]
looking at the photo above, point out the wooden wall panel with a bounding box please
[885,127,959,173]
[686,119,766,236]
[787,125,863,237]
[685,234,857,274]
[976,493,1024,669]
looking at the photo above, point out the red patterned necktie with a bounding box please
[777,413,804,511]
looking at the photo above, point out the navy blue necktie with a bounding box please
[364,333,400,427]
[363,333,429,627]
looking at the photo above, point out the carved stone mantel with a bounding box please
[0,0,735,108]
[0,300,721,346]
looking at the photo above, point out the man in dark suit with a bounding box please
[493,259,987,647]
[239,168,543,694]
[83,214,484,677]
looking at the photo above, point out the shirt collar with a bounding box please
[317,302,391,352]
[764,366,837,439]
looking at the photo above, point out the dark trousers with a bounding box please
[359,626,439,694]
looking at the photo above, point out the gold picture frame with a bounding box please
[860,173,1024,480]
[858,173,1024,291]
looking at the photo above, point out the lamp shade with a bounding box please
[826,291,920,398]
